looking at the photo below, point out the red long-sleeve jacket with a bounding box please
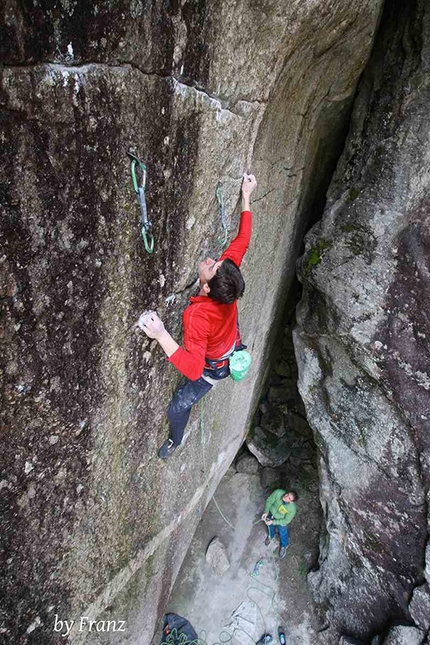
[168,210,252,380]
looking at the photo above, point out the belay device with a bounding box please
[127,151,154,253]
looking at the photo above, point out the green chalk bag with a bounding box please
[229,350,252,382]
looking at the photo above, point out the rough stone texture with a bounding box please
[246,426,292,467]
[260,467,280,491]
[382,626,425,645]
[426,543,430,586]
[409,585,430,632]
[0,1,383,643]
[235,453,259,475]
[205,537,230,575]
[295,0,430,641]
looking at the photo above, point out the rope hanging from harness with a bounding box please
[215,181,228,246]
[127,151,154,254]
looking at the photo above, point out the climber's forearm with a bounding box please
[242,193,250,211]
[156,329,180,358]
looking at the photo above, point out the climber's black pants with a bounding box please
[168,364,230,446]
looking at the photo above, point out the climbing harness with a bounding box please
[127,151,154,253]
[215,181,228,246]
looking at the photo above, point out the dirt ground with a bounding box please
[166,464,324,645]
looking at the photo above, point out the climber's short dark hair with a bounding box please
[207,258,245,304]
[289,490,299,502]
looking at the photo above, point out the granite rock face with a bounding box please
[1,1,383,643]
[295,0,430,640]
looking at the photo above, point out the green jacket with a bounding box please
[264,489,297,527]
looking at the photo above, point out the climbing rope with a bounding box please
[196,401,293,645]
[127,151,154,253]
[199,399,263,532]
[160,628,198,645]
[200,399,236,530]
[194,554,289,645]
[216,181,228,246]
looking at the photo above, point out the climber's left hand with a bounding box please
[137,310,165,340]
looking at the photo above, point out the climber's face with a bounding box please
[198,257,223,285]
[282,493,295,503]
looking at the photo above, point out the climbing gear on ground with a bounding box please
[127,151,154,253]
[216,181,228,246]
[279,546,288,559]
[278,626,286,645]
[265,536,271,546]
[160,614,198,645]
[257,635,273,645]
[158,438,177,460]
[229,349,252,381]
[251,559,264,577]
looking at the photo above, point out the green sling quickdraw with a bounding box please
[215,181,228,246]
[127,151,154,253]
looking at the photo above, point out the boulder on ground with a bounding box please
[206,537,230,575]
[236,454,259,475]
[246,426,291,467]
[409,584,430,632]
[261,407,286,437]
[382,625,425,645]
[260,467,280,489]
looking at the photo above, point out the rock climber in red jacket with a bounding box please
[139,173,257,459]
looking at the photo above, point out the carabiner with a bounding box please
[141,227,154,254]
[127,152,147,194]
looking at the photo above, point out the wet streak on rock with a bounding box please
[0,57,183,645]
[180,0,211,87]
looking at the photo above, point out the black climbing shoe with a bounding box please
[257,635,273,645]
[265,536,271,546]
[158,438,177,459]
[279,545,289,559]
[278,626,286,645]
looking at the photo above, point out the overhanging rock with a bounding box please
[1,1,383,642]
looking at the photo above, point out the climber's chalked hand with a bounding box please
[242,173,257,196]
[137,310,165,340]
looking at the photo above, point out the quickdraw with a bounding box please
[127,151,154,253]
[215,181,228,246]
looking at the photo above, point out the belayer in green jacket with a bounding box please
[262,489,298,559]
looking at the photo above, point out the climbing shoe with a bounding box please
[256,635,273,645]
[278,626,286,645]
[158,438,177,459]
[279,546,289,559]
[265,536,271,546]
